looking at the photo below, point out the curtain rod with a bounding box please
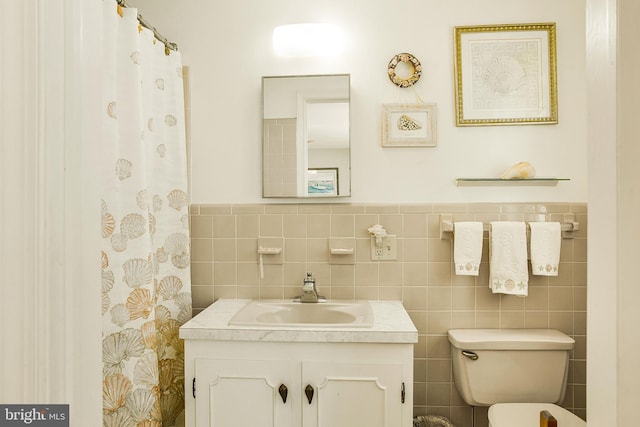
[116,0,178,53]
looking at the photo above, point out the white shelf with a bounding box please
[455,178,570,187]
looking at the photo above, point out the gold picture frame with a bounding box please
[454,23,558,126]
[381,103,437,147]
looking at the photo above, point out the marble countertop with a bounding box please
[179,299,418,343]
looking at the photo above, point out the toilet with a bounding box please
[448,329,586,427]
[489,403,585,426]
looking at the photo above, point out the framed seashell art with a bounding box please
[381,103,437,147]
[453,23,558,126]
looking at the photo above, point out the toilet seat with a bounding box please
[488,403,586,427]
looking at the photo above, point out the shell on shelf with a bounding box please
[500,161,536,179]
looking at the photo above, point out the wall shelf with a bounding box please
[455,178,570,187]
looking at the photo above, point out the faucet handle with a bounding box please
[304,272,315,285]
[299,272,320,303]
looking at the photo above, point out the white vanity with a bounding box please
[180,299,418,427]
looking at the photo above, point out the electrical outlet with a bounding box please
[370,235,397,260]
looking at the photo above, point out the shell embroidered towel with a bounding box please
[454,222,483,276]
[529,222,561,276]
[489,221,529,296]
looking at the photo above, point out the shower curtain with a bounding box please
[100,1,192,426]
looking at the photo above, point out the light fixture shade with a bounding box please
[273,23,344,57]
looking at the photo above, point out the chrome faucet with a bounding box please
[295,272,325,303]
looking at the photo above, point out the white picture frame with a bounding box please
[307,168,339,196]
[381,103,437,147]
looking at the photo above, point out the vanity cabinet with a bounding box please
[301,359,404,426]
[180,300,418,427]
[189,342,409,427]
[194,358,293,426]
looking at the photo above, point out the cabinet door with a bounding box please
[302,361,404,427]
[195,359,294,427]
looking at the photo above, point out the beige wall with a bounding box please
[130,0,588,204]
[190,201,587,427]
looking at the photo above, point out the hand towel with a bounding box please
[529,222,561,276]
[489,221,529,296]
[453,222,483,276]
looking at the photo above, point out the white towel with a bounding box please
[489,221,529,296]
[529,222,561,276]
[453,222,483,276]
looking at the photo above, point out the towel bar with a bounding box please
[439,214,579,240]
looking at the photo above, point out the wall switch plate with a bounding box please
[370,235,397,260]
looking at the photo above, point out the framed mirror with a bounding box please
[262,74,350,198]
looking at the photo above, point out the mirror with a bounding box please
[262,74,350,198]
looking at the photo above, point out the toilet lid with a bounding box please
[489,403,586,427]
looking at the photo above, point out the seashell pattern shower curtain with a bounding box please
[100,1,192,426]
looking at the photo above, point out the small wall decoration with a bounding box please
[307,168,339,196]
[387,53,422,88]
[382,104,437,147]
[454,23,558,126]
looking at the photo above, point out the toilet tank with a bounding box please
[448,329,574,407]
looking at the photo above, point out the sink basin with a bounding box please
[228,300,374,328]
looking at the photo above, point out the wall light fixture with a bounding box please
[272,23,344,57]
